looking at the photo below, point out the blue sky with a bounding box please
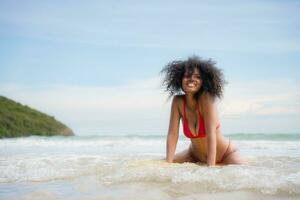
[0,0,299,135]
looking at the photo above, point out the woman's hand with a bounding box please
[166,96,180,163]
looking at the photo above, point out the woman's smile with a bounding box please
[187,81,197,88]
[182,69,202,93]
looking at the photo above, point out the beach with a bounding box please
[1,134,300,200]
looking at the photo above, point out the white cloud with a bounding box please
[1,77,299,134]
[219,78,300,117]
[0,76,168,117]
[0,76,172,135]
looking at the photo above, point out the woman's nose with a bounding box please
[188,78,196,82]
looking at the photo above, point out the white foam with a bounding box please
[1,137,300,195]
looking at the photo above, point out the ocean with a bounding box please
[1,133,300,200]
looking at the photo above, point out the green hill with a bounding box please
[0,96,74,138]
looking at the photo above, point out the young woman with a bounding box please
[160,56,247,166]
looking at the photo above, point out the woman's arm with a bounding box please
[166,96,180,163]
[201,92,219,166]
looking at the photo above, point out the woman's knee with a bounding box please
[173,149,194,163]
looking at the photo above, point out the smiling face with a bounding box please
[181,68,202,95]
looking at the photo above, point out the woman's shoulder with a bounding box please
[171,95,185,111]
[172,95,184,117]
[173,94,185,104]
[198,91,215,103]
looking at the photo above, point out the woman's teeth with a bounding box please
[188,83,196,87]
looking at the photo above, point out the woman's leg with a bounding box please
[221,141,248,165]
[173,145,196,163]
[222,150,248,165]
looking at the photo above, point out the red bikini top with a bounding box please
[182,96,221,139]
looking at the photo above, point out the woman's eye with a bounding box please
[183,74,200,79]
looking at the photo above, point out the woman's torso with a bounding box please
[177,95,231,163]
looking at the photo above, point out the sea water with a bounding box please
[0,133,300,200]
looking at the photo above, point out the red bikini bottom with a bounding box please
[217,139,239,164]
[189,139,239,164]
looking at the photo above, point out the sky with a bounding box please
[0,0,299,136]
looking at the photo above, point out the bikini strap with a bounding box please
[184,96,201,120]
[196,101,200,116]
[183,96,187,119]
[196,100,203,121]
[219,139,231,163]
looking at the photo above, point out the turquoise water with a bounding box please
[57,133,300,140]
[226,133,300,141]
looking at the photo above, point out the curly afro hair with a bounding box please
[160,55,226,100]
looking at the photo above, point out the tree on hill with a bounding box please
[0,96,74,138]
